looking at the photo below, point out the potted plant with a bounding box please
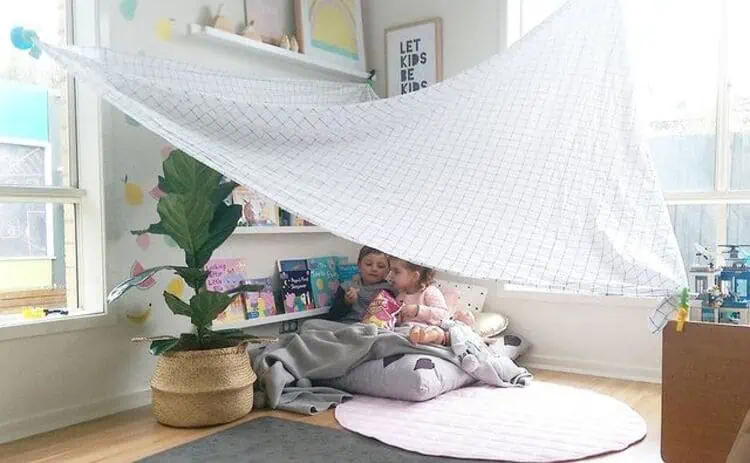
[108,149,269,427]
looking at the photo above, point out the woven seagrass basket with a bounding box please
[150,345,256,427]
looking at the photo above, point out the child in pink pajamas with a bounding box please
[388,257,454,345]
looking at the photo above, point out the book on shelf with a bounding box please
[278,258,309,273]
[279,209,315,227]
[279,269,314,314]
[307,256,344,308]
[204,258,248,323]
[243,277,277,319]
[232,186,280,226]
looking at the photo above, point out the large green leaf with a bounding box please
[150,338,180,355]
[224,283,264,296]
[174,267,210,290]
[107,265,176,303]
[190,291,235,329]
[161,150,222,197]
[131,222,167,237]
[156,193,213,265]
[163,291,192,317]
[194,203,242,268]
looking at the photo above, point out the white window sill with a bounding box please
[0,309,116,341]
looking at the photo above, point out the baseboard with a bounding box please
[523,354,661,384]
[0,389,152,445]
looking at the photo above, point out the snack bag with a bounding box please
[361,290,401,330]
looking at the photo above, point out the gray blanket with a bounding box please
[250,320,531,414]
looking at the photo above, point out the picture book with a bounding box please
[279,269,313,313]
[278,258,308,273]
[243,277,277,319]
[232,186,280,226]
[204,258,247,322]
[337,263,360,290]
[307,256,343,308]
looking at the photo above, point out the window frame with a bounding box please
[0,0,111,340]
[498,0,749,303]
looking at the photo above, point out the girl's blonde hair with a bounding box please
[390,258,435,290]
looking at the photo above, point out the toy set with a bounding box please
[688,244,750,325]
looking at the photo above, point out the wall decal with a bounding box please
[119,0,138,21]
[123,175,144,205]
[131,260,157,290]
[136,233,150,250]
[126,303,152,324]
[149,185,166,199]
[155,18,175,41]
[166,277,185,298]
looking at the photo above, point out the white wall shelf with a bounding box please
[213,306,330,330]
[232,226,327,235]
[186,24,371,82]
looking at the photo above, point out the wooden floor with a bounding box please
[0,370,663,463]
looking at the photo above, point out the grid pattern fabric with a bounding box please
[38,0,686,304]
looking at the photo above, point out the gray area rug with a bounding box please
[138,417,490,462]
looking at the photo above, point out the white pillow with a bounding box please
[475,312,509,337]
[434,279,488,315]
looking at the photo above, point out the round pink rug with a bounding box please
[335,382,646,462]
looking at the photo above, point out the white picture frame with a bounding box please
[385,18,443,97]
[295,0,367,73]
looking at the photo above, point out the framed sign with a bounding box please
[385,18,443,97]
[295,0,367,73]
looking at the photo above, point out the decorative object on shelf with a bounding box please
[289,34,299,52]
[244,0,295,45]
[185,23,371,81]
[210,4,234,33]
[385,18,443,97]
[240,20,263,42]
[107,149,268,428]
[278,34,291,50]
[232,186,280,226]
[295,0,366,72]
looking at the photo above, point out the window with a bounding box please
[503,0,750,298]
[0,0,106,337]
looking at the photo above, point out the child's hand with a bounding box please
[344,287,358,305]
[399,304,419,321]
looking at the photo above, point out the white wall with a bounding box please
[363,0,663,383]
[0,0,361,443]
[362,0,505,96]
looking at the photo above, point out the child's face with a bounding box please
[359,253,389,285]
[388,259,421,292]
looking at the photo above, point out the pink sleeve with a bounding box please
[414,286,450,325]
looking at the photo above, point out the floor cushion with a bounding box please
[320,353,475,402]
[488,333,531,360]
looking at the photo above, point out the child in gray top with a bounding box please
[325,246,395,324]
